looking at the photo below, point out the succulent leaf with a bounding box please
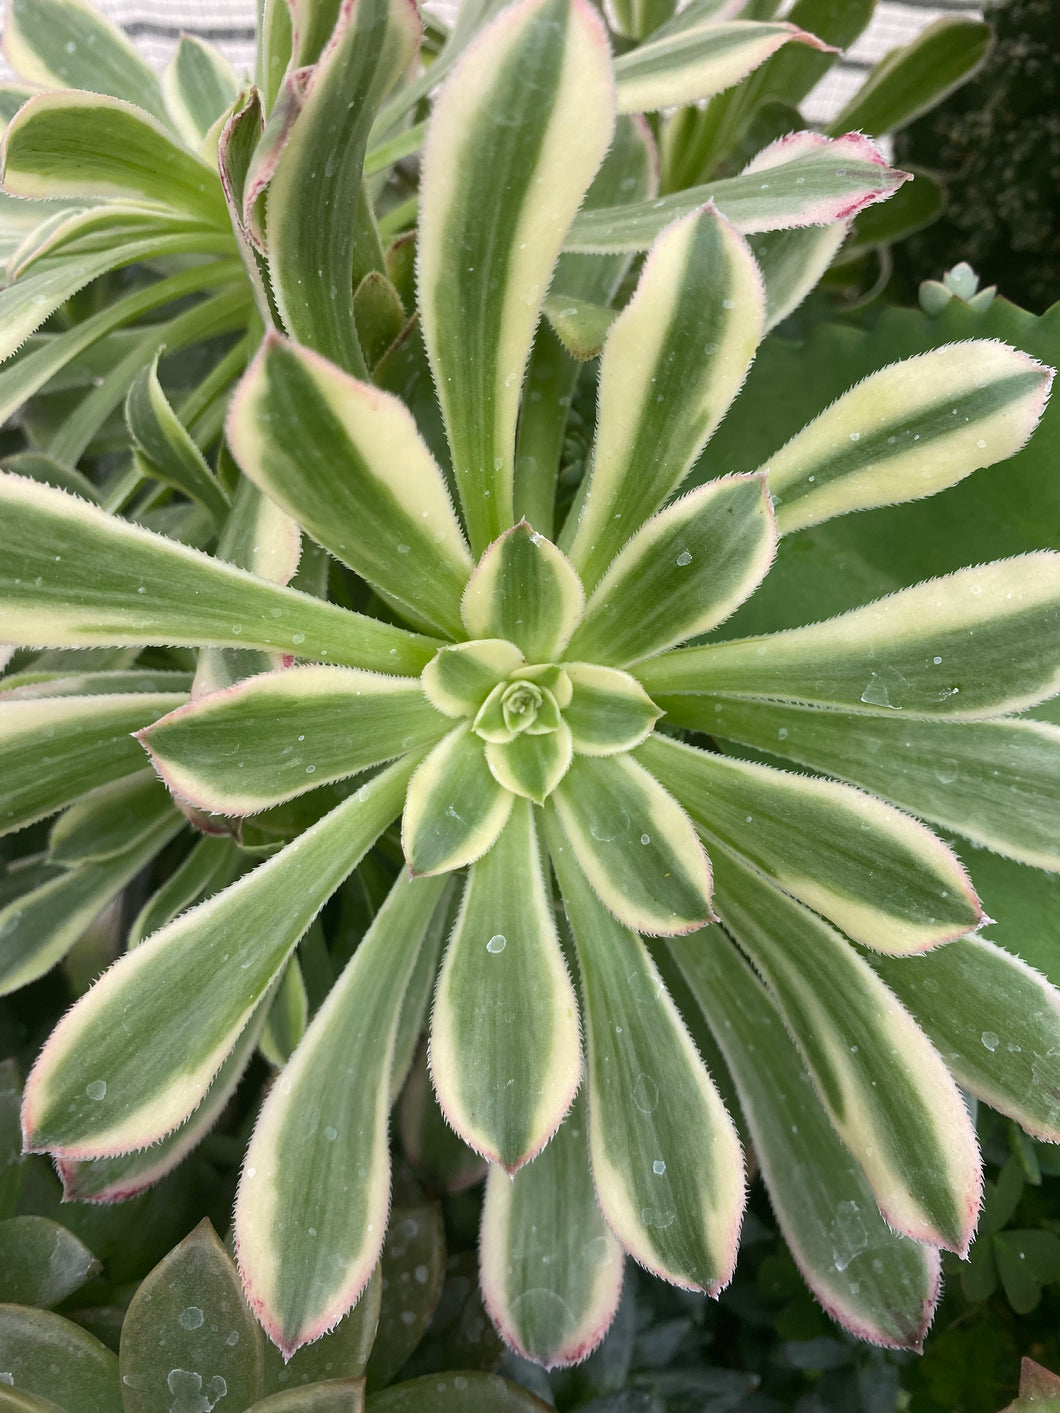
[561,664,661,756]
[566,474,776,664]
[550,753,713,935]
[417,0,616,552]
[462,523,585,660]
[421,639,527,718]
[480,1090,624,1367]
[762,341,1054,534]
[639,554,1060,720]
[162,34,240,147]
[402,725,515,875]
[641,733,981,953]
[0,474,440,673]
[430,799,580,1170]
[712,847,982,1255]
[21,756,415,1158]
[547,815,745,1293]
[562,207,764,590]
[236,873,448,1356]
[674,930,941,1351]
[614,19,832,114]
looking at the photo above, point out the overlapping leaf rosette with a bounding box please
[4,0,1060,1377]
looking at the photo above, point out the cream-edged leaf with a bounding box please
[21,756,415,1158]
[421,639,526,718]
[125,352,230,524]
[236,872,449,1357]
[1,91,226,222]
[0,689,185,836]
[675,696,1060,872]
[872,938,1060,1144]
[430,799,581,1171]
[712,847,982,1255]
[461,523,585,659]
[674,930,941,1350]
[139,666,449,817]
[265,0,420,376]
[561,207,764,590]
[750,224,851,332]
[614,19,831,114]
[417,0,616,553]
[550,753,713,936]
[480,1091,624,1368]
[0,474,439,674]
[640,733,980,954]
[4,0,167,121]
[565,474,776,665]
[638,554,1060,721]
[485,723,574,803]
[562,664,661,755]
[565,131,908,253]
[546,815,745,1292]
[402,725,514,876]
[762,342,1054,534]
[162,34,239,148]
[228,334,472,638]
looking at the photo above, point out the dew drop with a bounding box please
[849,432,860,441]
[632,1073,659,1114]
[486,934,507,953]
[178,1306,204,1331]
[324,1125,338,1141]
[675,550,692,567]
[981,1030,999,1052]
[652,1159,666,1175]
[640,833,651,845]
[85,1080,106,1101]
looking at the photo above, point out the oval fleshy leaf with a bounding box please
[421,639,526,718]
[562,664,660,755]
[21,755,414,1158]
[0,474,439,674]
[430,799,581,1171]
[561,207,764,591]
[236,872,449,1357]
[485,722,574,804]
[4,0,167,121]
[264,0,421,376]
[461,523,585,660]
[417,0,616,553]
[229,334,472,638]
[367,1372,553,1411]
[403,725,514,876]
[140,666,447,817]
[0,1216,100,1308]
[638,554,1060,720]
[872,937,1060,1143]
[0,689,185,836]
[1,91,226,221]
[673,930,940,1351]
[119,1219,263,1411]
[565,131,909,253]
[480,1090,624,1367]
[761,342,1054,535]
[550,753,713,936]
[677,696,1060,872]
[614,19,831,114]
[641,733,980,954]
[0,1306,120,1413]
[712,847,982,1255]
[162,34,239,148]
[565,474,776,665]
[545,814,745,1293]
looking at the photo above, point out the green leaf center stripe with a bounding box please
[423,2,564,545]
[712,848,979,1254]
[767,370,1045,525]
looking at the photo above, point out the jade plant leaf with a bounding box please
[118,1219,264,1413]
[0,1306,121,1413]
[0,1217,100,1308]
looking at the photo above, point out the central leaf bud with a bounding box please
[502,681,543,733]
[471,665,569,745]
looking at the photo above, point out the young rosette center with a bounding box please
[8,0,1060,1377]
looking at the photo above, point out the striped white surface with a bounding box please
[0,0,982,125]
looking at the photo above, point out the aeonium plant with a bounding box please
[3,0,1060,1378]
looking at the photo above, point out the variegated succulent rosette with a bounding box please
[2,0,1060,1377]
